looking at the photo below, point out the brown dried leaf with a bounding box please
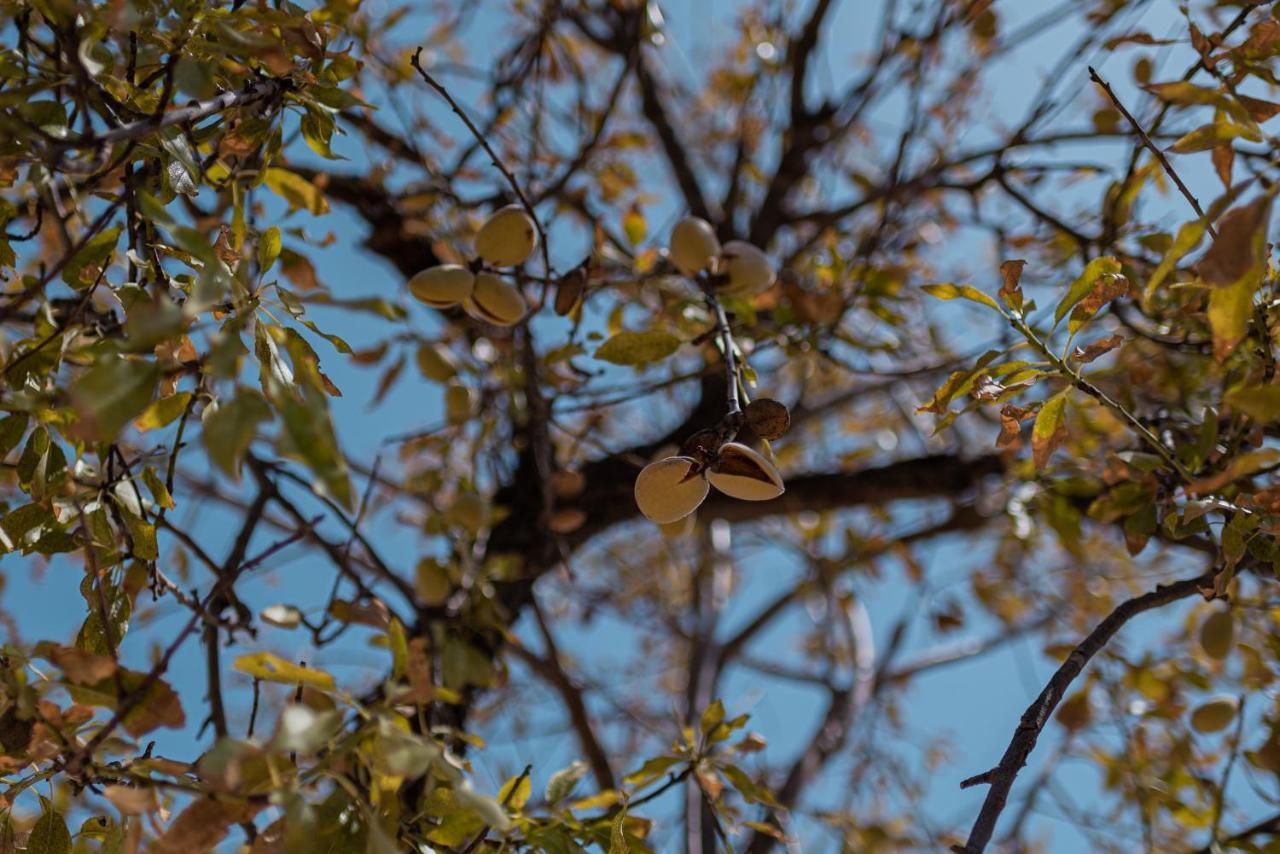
[696,768,724,801]
[1198,195,1272,287]
[1211,144,1234,190]
[1070,274,1130,327]
[997,404,1032,449]
[1238,94,1280,122]
[104,784,158,815]
[1071,334,1124,363]
[149,797,260,854]
[998,259,1025,309]
[49,645,117,685]
[970,374,1005,401]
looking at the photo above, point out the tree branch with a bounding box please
[954,571,1214,853]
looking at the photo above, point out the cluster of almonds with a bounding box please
[406,205,538,326]
[634,398,791,524]
[667,216,776,296]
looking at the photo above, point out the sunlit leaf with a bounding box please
[595,330,680,366]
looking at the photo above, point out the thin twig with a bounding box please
[410,48,553,279]
[1088,66,1217,239]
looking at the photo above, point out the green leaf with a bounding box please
[1143,219,1206,301]
[70,356,160,442]
[594,330,680,366]
[609,808,630,854]
[1032,390,1069,469]
[623,755,682,788]
[202,390,271,479]
[27,803,70,854]
[921,283,1000,311]
[1225,385,1280,422]
[61,226,121,288]
[274,383,353,509]
[454,784,511,831]
[545,760,589,805]
[16,426,66,498]
[1054,257,1121,324]
[699,699,725,738]
[300,104,344,160]
[76,578,130,656]
[233,652,335,691]
[258,226,282,273]
[141,466,175,510]
[423,789,485,847]
[720,763,782,809]
[0,413,28,456]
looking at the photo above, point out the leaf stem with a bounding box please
[706,290,741,416]
[1010,314,1192,481]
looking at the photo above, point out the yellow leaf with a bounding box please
[232,652,335,691]
[1224,384,1280,422]
[623,205,647,246]
[1032,391,1069,469]
[1208,278,1254,362]
[263,168,328,215]
[921,283,999,311]
[595,330,680,366]
[134,392,193,431]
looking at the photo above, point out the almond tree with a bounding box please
[1,0,1279,850]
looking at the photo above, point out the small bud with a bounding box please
[719,241,775,295]
[707,442,784,501]
[554,267,587,316]
[669,216,721,277]
[408,264,475,308]
[465,273,528,326]
[634,456,709,524]
[744,398,790,440]
[475,204,539,267]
